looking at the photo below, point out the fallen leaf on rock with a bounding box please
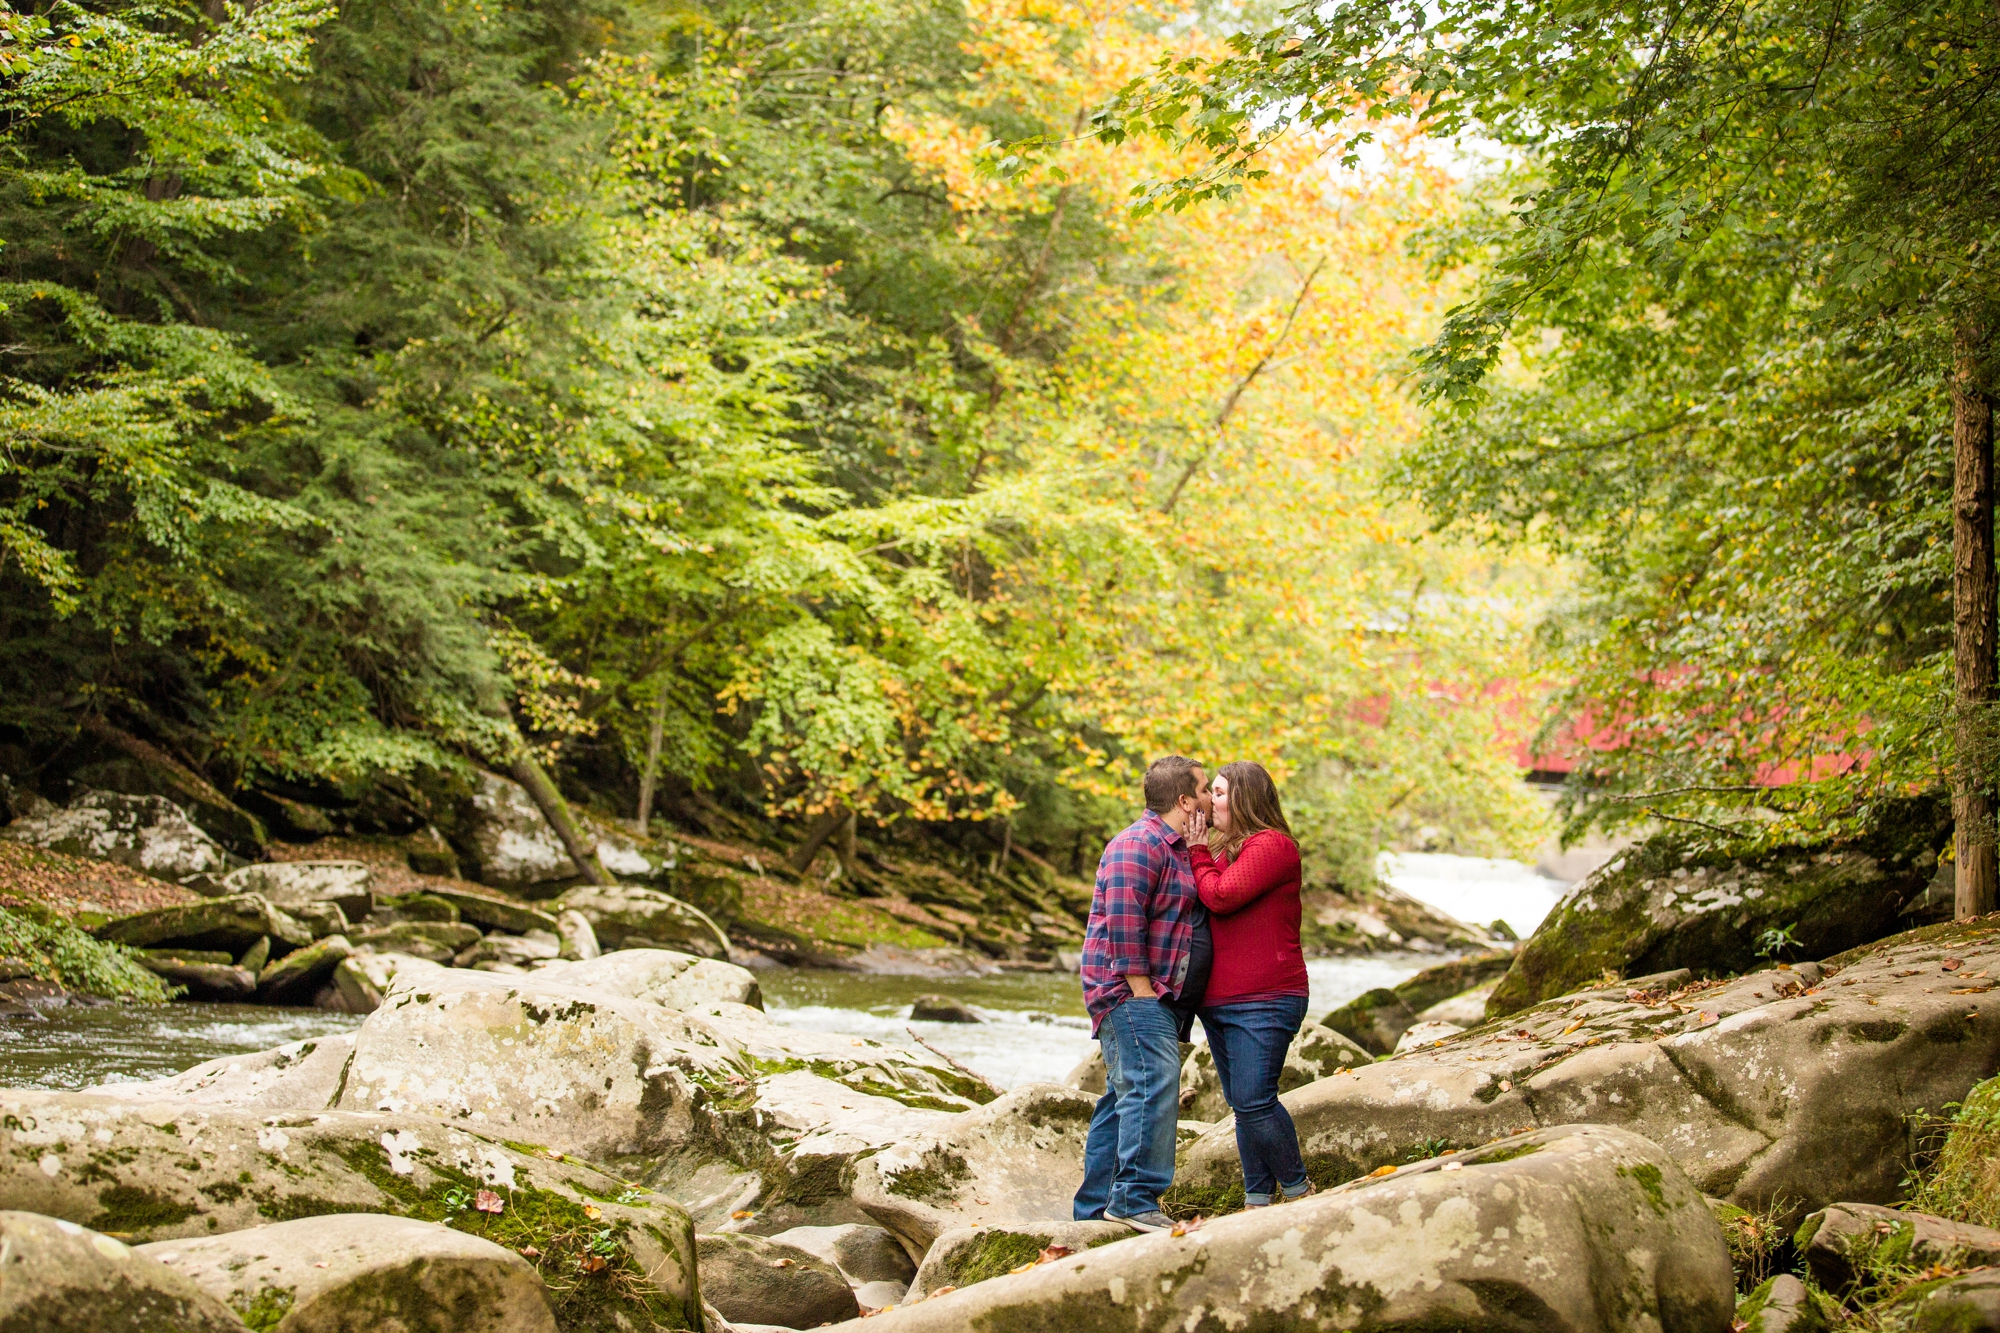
[928,1286,956,1300]
[1367,1164,1398,1178]
[1010,1260,1039,1275]
[772,1258,794,1268]
[474,1190,505,1215]
[1561,1021,1583,1035]
[1944,959,1964,971]
[520,1246,541,1259]
[1038,1245,1074,1264]
[730,1210,755,1220]
[1170,1217,1204,1237]
[582,1204,601,1221]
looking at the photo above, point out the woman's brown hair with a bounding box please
[1208,760,1291,860]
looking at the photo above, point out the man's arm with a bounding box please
[1098,836,1159,996]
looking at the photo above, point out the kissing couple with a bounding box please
[1073,755,1312,1231]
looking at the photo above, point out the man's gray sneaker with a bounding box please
[1104,1209,1174,1233]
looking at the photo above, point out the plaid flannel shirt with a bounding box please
[1079,809,1200,1033]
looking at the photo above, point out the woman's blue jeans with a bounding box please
[1201,995,1310,1205]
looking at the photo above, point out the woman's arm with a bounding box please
[1192,832,1299,914]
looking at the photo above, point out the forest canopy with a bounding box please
[0,0,1550,878]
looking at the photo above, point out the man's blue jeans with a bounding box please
[1202,995,1310,1205]
[1074,996,1181,1220]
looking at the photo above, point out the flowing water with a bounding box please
[0,852,1564,1093]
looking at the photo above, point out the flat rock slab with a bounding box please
[1182,920,2000,1224]
[538,948,761,1009]
[905,1220,1134,1301]
[0,1090,699,1330]
[417,886,559,935]
[223,861,374,921]
[0,1210,244,1333]
[849,1083,1097,1255]
[139,957,255,1000]
[94,893,312,953]
[834,1124,1735,1333]
[1798,1201,2000,1291]
[555,883,730,958]
[336,967,745,1162]
[84,1033,357,1111]
[141,1212,556,1333]
[697,1232,859,1329]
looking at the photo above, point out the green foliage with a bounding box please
[0,0,1543,878]
[0,902,173,1002]
[1102,0,2000,847]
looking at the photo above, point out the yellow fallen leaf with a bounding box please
[1367,1164,1398,1178]
[582,1204,601,1221]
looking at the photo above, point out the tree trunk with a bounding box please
[788,805,851,874]
[1954,316,1997,919]
[511,753,609,886]
[634,688,668,836]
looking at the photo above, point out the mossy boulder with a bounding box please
[409,886,558,936]
[457,770,578,890]
[0,1091,701,1331]
[1865,1269,2000,1331]
[0,1209,244,1333]
[1796,1202,2000,1292]
[4,791,233,886]
[93,893,313,955]
[1318,987,1416,1055]
[1733,1274,1833,1333]
[905,1220,1132,1301]
[256,933,352,1003]
[852,1125,1734,1333]
[1183,919,2000,1228]
[1489,809,1947,1018]
[1392,948,1514,1013]
[849,1084,1096,1255]
[141,1213,558,1333]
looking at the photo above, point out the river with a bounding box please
[0,853,1565,1092]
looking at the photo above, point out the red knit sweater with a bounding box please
[1189,830,1309,1006]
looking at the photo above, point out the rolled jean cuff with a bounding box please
[1279,1178,1311,1200]
[1243,1190,1275,1207]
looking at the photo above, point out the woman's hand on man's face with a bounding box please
[1186,808,1208,841]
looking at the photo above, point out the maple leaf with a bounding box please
[474,1190,504,1214]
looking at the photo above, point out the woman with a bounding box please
[1187,761,1312,1208]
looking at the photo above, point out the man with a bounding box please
[1072,755,1206,1232]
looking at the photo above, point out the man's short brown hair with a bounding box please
[1143,755,1203,814]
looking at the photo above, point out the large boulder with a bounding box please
[1734,1274,1833,1333]
[84,1033,357,1111]
[0,1210,244,1333]
[849,1084,1096,1255]
[537,947,762,1010]
[140,1213,558,1333]
[1868,1269,2000,1331]
[458,769,578,890]
[845,1124,1734,1332]
[3,791,232,885]
[137,953,255,1000]
[410,885,560,935]
[0,1091,701,1329]
[1181,921,2000,1226]
[331,950,443,1014]
[904,1220,1133,1302]
[334,967,746,1164]
[1490,815,1946,1017]
[696,1232,859,1328]
[554,882,730,958]
[93,893,312,954]
[221,860,374,921]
